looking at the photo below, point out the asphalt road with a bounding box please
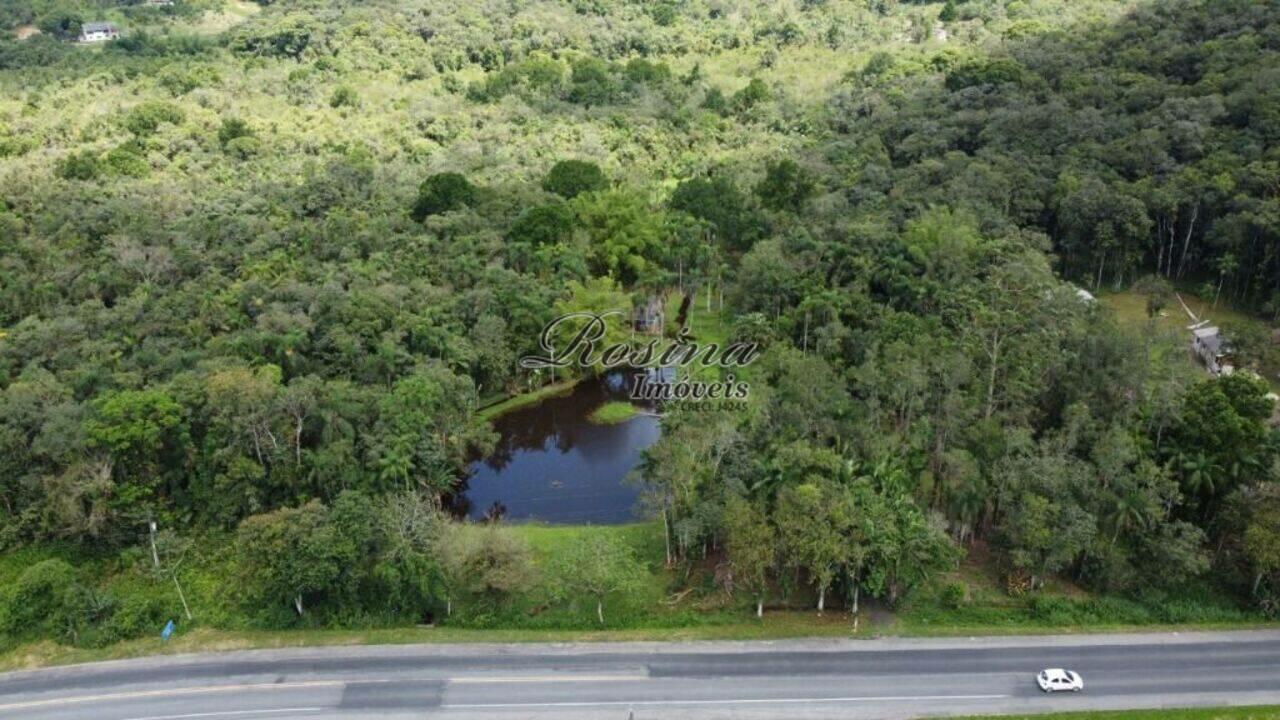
[3,630,1280,720]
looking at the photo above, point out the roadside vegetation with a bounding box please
[1,0,1279,665]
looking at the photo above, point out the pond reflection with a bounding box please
[454,372,661,524]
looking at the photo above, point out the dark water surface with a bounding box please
[455,372,660,524]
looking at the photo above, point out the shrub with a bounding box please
[5,559,83,637]
[542,160,606,199]
[507,203,575,247]
[158,65,221,96]
[218,117,254,147]
[669,176,758,250]
[467,56,565,103]
[232,13,316,60]
[1028,595,1074,623]
[756,159,815,212]
[624,58,671,86]
[567,58,619,106]
[104,146,149,178]
[123,102,185,137]
[649,2,678,26]
[225,136,261,159]
[102,595,169,644]
[439,525,536,614]
[56,151,101,181]
[329,86,359,108]
[940,581,968,609]
[411,172,477,220]
[945,57,1025,91]
[39,13,83,41]
[701,87,728,115]
[732,78,770,111]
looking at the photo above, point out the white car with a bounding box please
[1037,668,1083,692]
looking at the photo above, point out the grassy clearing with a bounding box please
[587,401,638,425]
[1101,287,1268,337]
[174,0,261,36]
[663,287,747,391]
[513,522,666,567]
[1099,288,1280,390]
[668,288,733,347]
[945,707,1280,720]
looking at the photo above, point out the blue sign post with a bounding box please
[161,619,175,641]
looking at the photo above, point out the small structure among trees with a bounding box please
[78,22,119,43]
[1192,326,1233,375]
[632,296,665,335]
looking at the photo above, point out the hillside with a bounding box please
[0,0,1278,657]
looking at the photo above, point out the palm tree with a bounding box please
[1178,451,1221,500]
[1107,487,1151,544]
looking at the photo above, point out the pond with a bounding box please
[454,372,661,524]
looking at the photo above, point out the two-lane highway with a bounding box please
[3,631,1280,719]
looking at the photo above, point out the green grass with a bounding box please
[668,288,733,347]
[894,544,1264,636]
[662,287,754,391]
[0,530,1273,673]
[1101,287,1266,336]
[0,523,852,671]
[587,401,638,425]
[0,612,865,672]
[1098,287,1280,391]
[180,0,261,35]
[2,526,1275,672]
[946,708,1280,720]
[1,522,871,672]
[477,376,582,421]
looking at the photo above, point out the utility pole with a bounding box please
[149,520,160,569]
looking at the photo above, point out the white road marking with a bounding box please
[121,709,323,720]
[451,675,646,684]
[0,681,345,713]
[445,693,1012,709]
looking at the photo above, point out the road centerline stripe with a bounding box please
[0,681,345,713]
[444,693,1011,709]
[120,708,324,720]
[450,674,646,684]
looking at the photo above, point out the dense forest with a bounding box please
[0,0,1278,648]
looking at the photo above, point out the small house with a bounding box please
[145,0,175,6]
[632,296,665,335]
[79,22,120,43]
[1191,326,1232,375]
